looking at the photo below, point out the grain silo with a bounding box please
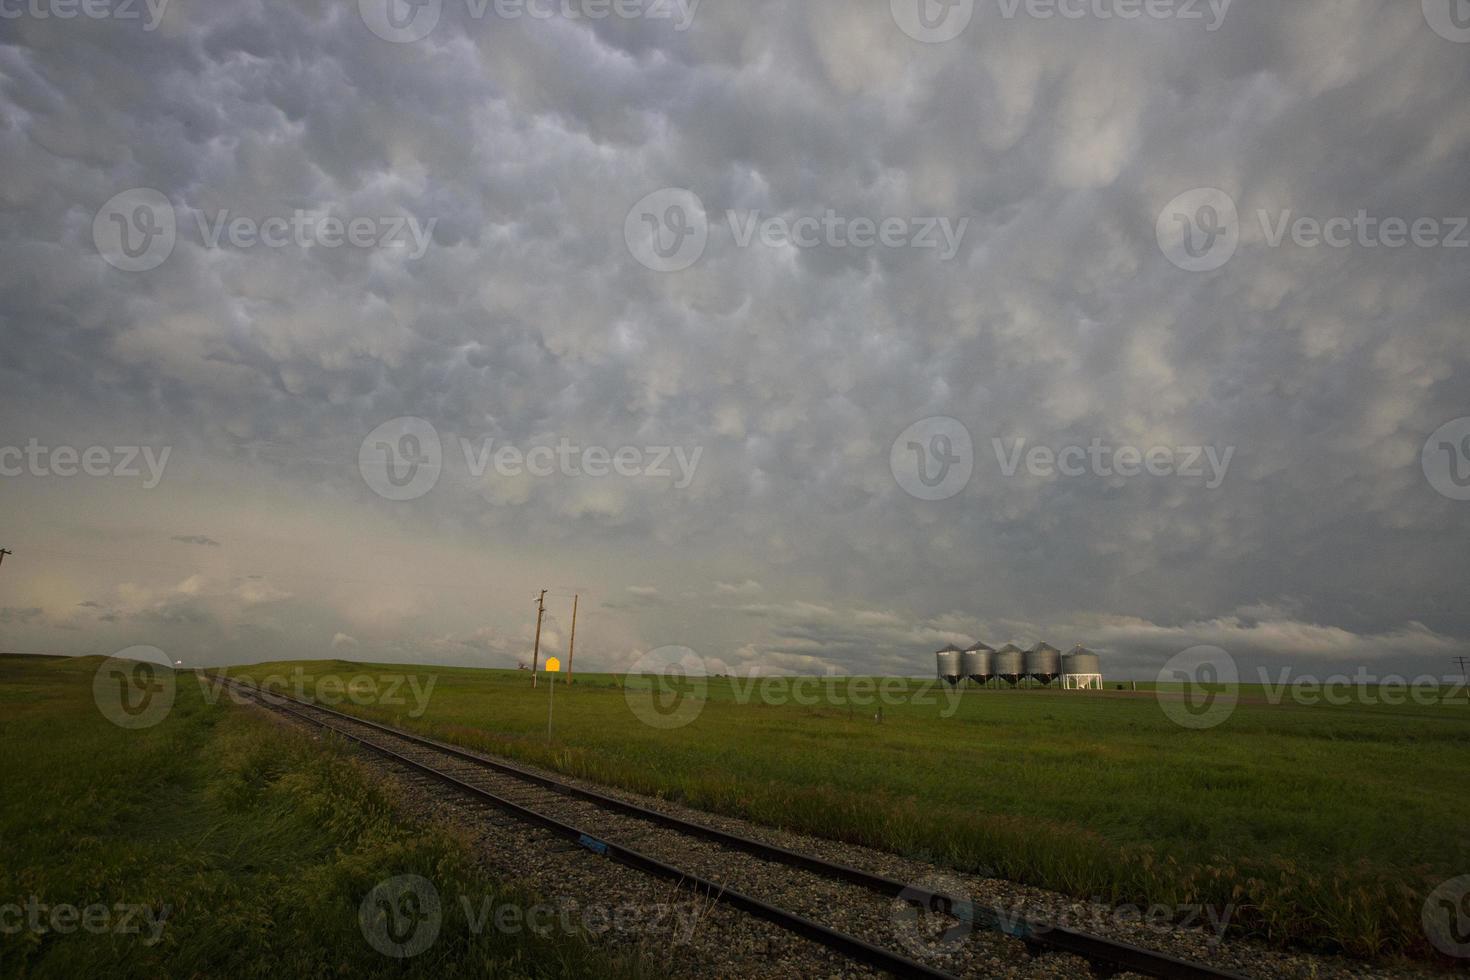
[936,644,964,685]
[1025,642,1062,686]
[1062,645,1103,690]
[962,640,994,687]
[992,644,1025,687]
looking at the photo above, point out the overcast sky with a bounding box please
[1,0,1468,681]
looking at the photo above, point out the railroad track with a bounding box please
[223,677,1248,980]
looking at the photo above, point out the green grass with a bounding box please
[0,655,649,980]
[221,658,1470,964]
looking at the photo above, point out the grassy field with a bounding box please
[0,655,649,980]
[219,657,1470,964]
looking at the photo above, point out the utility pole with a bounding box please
[530,589,547,688]
[0,549,11,568]
[1455,656,1470,705]
[566,594,578,685]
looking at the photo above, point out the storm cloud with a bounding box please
[0,0,1467,680]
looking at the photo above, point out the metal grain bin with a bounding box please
[992,644,1025,686]
[1063,645,1102,679]
[962,641,994,685]
[936,644,964,684]
[1026,642,1062,685]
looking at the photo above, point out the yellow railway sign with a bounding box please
[544,657,561,673]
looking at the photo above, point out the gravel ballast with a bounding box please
[240,691,1450,980]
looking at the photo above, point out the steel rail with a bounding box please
[223,676,1248,980]
[227,679,957,979]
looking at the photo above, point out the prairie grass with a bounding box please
[0,655,647,980]
[220,658,1470,963]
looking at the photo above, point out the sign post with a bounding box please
[545,656,561,740]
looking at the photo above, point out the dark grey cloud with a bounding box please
[0,0,1467,678]
[171,535,221,547]
[0,608,46,625]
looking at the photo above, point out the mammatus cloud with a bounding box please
[0,0,1465,678]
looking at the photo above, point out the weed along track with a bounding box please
[224,678,1247,980]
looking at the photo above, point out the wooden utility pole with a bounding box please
[566,594,578,685]
[0,549,11,568]
[531,589,547,688]
[1455,656,1470,705]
